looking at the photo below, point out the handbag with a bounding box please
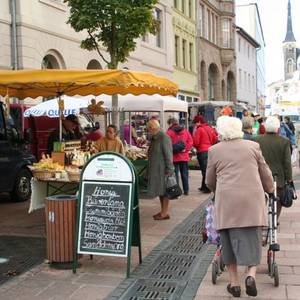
[166,174,182,199]
[280,181,297,208]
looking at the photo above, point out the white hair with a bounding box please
[217,116,244,141]
[147,119,160,130]
[265,116,280,133]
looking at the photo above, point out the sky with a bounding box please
[237,0,300,85]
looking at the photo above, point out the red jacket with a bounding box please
[193,123,217,153]
[167,125,193,162]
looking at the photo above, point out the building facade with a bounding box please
[236,26,260,110]
[0,0,173,78]
[235,1,266,114]
[198,0,236,103]
[172,0,199,103]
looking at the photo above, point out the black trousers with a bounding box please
[197,151,209,190]
[174,161,189,193]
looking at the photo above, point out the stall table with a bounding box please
[29,177,79,213]
[131,159,148,194]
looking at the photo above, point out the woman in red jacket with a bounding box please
[167,118,193,195]
[192,115,217,193]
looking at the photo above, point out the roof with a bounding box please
[283,0,296,42]
[236,26,261,48]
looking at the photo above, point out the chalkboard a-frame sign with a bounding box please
[73,152,142,277]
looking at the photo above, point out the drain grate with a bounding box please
[120,279,186,300]
[166,235,203,254]
[148,254,196,280]
[0,236,45,285]
[185,221,205,235]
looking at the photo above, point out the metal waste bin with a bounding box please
[45,195,77,263]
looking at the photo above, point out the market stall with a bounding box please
[0,69,178,212]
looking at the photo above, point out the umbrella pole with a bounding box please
[59,95,63,142]
[129,111,132,146]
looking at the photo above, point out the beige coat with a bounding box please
[206,139,274,230]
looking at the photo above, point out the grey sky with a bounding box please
[246,0,300,85]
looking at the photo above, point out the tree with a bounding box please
[65,0,158,69]
[64,0,159,126]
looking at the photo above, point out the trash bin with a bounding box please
[45,195,77,263]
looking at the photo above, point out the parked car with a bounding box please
[0,102,35,202]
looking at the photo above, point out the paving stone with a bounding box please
[36,282,81,299]
[73,274,122,287]
[69,285,113,300]
[286,284,300,300]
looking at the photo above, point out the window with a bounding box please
[174,0,178,9]
[155,8,162,48]
[247,45,250,58]
[182,39,187,69]
[287,59,294,74]
[188,0,192,18]
[189,42,193,71]
[244,71,247,90]
[175,35,180,66]
[239,69,242,87]
[215,16,218,44]
[182,0,185,14]
[178,95,185,101]
[222,18,230,48]
[200,5,205,37]
[238,38,241,52]
[186,96,193,102]
[248,74,250,91]
[212,12,215,43]
[252,76,255,92]
[207,9,211,41]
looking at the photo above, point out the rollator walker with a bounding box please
[264,175,280,286]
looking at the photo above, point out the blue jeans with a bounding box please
[197,151,208,190]
[174,161,189,193]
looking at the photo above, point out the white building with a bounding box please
[0,0,173,77]
[236,26,260,110]
[235,1,266,114]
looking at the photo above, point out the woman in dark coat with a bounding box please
[147,119,174,220]
[256,116,293,218]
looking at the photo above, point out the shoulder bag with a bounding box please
[281,181,297,208]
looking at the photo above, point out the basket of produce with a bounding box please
[125,146,148,161]
[65,167,81,182]
[31,154,64,180]
[31,169,56,180]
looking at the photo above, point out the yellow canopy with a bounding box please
[0,69,178,99]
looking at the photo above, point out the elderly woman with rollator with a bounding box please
[206,116,274,298]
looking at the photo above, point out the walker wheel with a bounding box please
[212,261,218,284]
[273,263,279,287]
[219,255,225,272]
[267,252,272,275]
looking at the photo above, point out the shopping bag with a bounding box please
[205,200,220,245]
[291,147,298,166]
[166,174,182,199]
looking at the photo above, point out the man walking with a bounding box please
[192,115,217,193]
[167,118,193,196]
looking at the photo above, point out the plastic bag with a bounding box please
[292,147,298,166]
[205,201,220,245]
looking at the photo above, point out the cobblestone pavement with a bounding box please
[0,171,209,300]
[195,171,300,300]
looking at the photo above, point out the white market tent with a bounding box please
[24,94,188,129]
[97,94,188,113]
[24,94,187,116]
